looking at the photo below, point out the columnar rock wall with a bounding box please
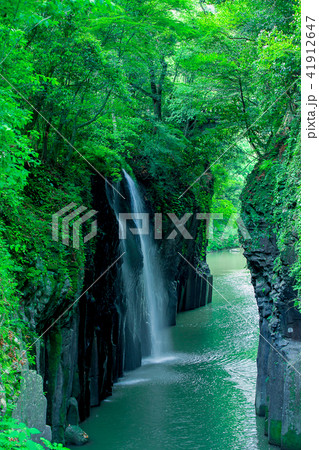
[241,166,301,449]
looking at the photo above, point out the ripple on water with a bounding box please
[142,354,179,365]
[223,358,257,403]
[115,378,151,386]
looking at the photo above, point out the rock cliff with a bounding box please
[240,154,301,449]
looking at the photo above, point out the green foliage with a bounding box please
[207,148,255,251]
[0,0,301,442]
[273,131,301,308]
[0,163,89,421]
[240,122,301,309]
[0,232,32,413]
[0,417,69,449]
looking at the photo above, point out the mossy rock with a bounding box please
[269,419,282,446]
[281,428,301,450]
[65,425,89,446]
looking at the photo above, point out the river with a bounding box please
[72,249,276,450]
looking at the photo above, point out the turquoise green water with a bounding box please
[75,249,275,449]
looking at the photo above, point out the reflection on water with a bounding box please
[71,249,276,450]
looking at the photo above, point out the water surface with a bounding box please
[74,249,275,450]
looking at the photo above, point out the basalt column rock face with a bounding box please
[241,165,301,449]
[30,174,125,443]
[76,174,125,420]
[158,212,213,318]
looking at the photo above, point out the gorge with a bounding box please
[9,165,300,449]
[12,170,214,444]
[0,0,301,449]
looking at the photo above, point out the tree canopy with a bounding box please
[0,0,300,446]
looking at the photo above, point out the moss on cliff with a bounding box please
[0,163,91,420]
[241,130,301,309]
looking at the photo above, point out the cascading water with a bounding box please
[123,170,168,358]
[106,170,170,368]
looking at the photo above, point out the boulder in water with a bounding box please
[65,425,89,446]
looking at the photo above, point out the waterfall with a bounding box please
[123,170,168,358]
[106,170,170,368]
